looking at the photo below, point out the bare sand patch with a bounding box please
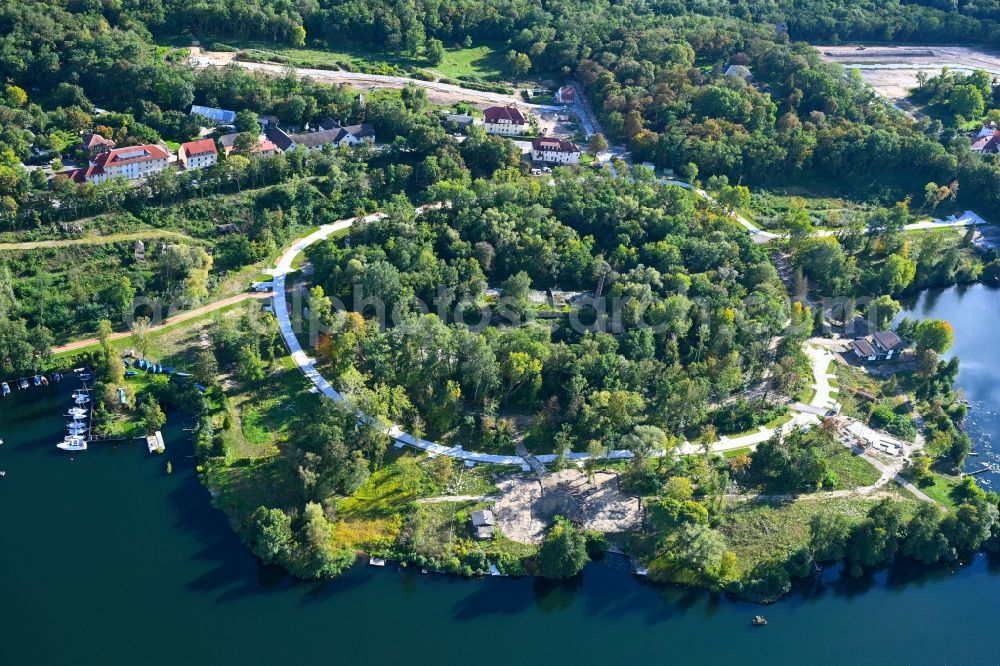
[493,469,643,544]
[817,45,1000,100]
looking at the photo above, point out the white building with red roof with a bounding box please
[976,121,998,138]
[555,86,576,104]
[531,137,581,164]
[66,144,170,184]
[483,106,529,136]
[971,130,1000,155]
[80,132,116,157]
[178,138,218,170]
[218,133,281,158]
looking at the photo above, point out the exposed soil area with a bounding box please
[818,45,1000,100]
[493,469,643,543]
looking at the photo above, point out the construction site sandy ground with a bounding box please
[189,46,533,110]
[819,45,1000,99]
[492,469,643,544]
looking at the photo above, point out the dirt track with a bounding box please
[819,45,1000,99]
[52,291,272,354]
[188,47,540,111]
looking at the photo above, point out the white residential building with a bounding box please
[265,121,375,152]
[67,144,170,184]
[531,137,581,164]
[178,139,218,170]
[483,106,529,136]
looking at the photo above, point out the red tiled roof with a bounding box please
[101,144,170,167]
[63,144,169,183]
[973,130,1000,153]
[82,133,115,150]
[532,137,579,153]
[180,138,217,158]
[484,106,527,124]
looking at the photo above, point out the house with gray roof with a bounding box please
[851,330,906,362]
[471,509,496,539]
[265,121,375,152]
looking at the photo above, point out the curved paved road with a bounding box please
[266,211,842,467]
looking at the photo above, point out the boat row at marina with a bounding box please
[57,387,91,452]
[1,372,65,397]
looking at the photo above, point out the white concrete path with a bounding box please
[267,213,844,467]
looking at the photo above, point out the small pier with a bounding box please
[146,431,166,453]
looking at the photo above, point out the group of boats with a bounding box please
[1,372,64,397]
[125,358,172,376]
[57,390,90,452]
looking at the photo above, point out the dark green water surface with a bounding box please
[3,285,1000,665]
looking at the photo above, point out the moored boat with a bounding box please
[57,436,87,452]
[752,615,768,626]
[2,382,9,396]
[18,379,29,390]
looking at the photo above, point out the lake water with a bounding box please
[4,285,1000,665]
[900,284,1000,485]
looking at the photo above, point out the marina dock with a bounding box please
[146,431,165,453]
[1,371,64,397]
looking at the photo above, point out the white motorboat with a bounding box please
[74,394,91,405]
[67,408,87,417]
[57,436,87,452]
[1,382,9,396]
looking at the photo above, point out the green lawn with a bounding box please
[910,471,963,511]
[720,495,920,578]
[0,229,205,251]
[826,442,882,489]
[432,44,506,80]
[764,413,794,429]
[181,37,508,83]
[204,456,300,517]
[51,299,252,364]
[748,188,870,231]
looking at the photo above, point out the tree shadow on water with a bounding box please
[299,564,376,604]
[446,561,716,626]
